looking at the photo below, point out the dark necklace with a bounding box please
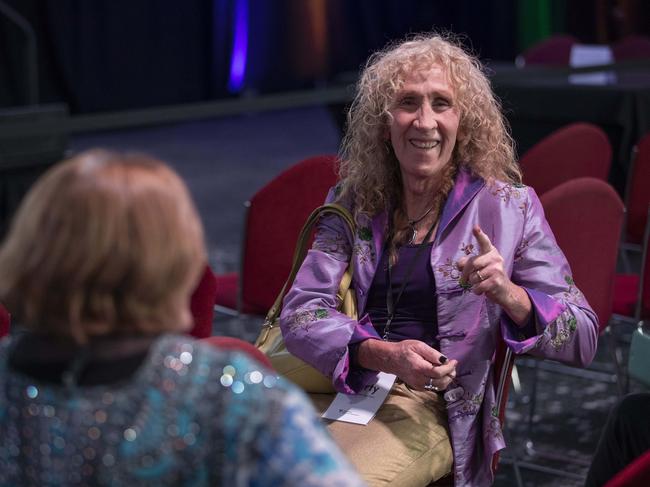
[407,203,435,245]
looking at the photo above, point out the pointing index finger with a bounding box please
[473,225,493,255]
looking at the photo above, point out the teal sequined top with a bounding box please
[0,335,366,486]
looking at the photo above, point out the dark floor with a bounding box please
[72,106,646,487]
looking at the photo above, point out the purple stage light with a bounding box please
[228,0,248,92]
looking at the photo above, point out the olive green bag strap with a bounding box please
[257,203,356,344]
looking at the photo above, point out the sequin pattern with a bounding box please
[0,335,365,487]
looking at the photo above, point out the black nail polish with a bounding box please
[439,355,448,364]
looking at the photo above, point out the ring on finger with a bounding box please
[476,270,486,282]
[423,377,440,392]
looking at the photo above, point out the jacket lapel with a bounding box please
[436,167,485,242]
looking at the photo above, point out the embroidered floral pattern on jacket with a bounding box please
[460,242,476,255]
[518,200,528,217]
[489,182,524,204]
[537,309,579,350]
[437,258,472,290]
[448,389,485,422]
[514,238,530,263]
[437,258,462,280]
[353,242,375,264]
[312,233,351,261]
[563,275,587,305]
[487,410,504,442]
[286,307,330,332]
[357,227,372,241]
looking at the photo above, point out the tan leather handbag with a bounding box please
[254,203,357,393]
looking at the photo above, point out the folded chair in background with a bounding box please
[622,133,650,251]
[615,133,650,319]
[614,205,650,325]
[612,206,650,393]
[0,303,9,339]
[519,122,612,196]
[214,155,339,316]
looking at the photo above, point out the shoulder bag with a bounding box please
[254,203,357,394]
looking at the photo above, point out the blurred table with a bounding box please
[490,62,650,194]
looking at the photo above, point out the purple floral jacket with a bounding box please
[280,167,598,486]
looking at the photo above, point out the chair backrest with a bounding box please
[541,178,625,330]
[612,35,650,62]
[201,336,274,370]
[189,265,218,339]
[520,122,612,196]
[239,155,339,315]
[521,34,578,66]
[0,303,9,339]
[604,449,650,487]
[624,132,650,245]
[635,206,650,322]
[0,266,220,341]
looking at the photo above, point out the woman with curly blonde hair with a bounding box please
[281,33,598,486]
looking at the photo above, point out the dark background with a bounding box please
[1,0,648,113]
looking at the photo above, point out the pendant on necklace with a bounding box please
[408,226,417,245]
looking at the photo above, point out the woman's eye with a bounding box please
[399,97,416,107]
[433,98,450,109]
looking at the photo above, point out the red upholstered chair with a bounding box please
[623,133,650,247]
[612,35,650,62]
[541,178,624,330]
[188,265,218,339]
[604,449,650,487]
[511,179,625,481]
[0,267,216,340]
[519,122,612,197]
[214,155,339,316]
[613,133,650,318]
[201,336,274,370]
[519,34,578,66]
[614,207,650,322]
[0,303,10,339]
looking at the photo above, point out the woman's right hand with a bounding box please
[357,339,458,391]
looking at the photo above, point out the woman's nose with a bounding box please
[413,104,436,130]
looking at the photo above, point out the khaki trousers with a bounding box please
[310,382,453,487]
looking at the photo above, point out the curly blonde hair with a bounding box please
[338,32,520,217]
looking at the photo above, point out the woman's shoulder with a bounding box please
[478,177,536,211]
[325,181,353,208]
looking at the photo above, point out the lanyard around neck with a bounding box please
[382,219,437,340]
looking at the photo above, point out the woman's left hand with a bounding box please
[457,225,532,326]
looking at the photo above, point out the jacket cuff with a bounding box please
[334,314,381,393]
[502,286,566,354]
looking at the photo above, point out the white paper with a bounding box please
[322,372,396,425]
[569,44,616,85]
